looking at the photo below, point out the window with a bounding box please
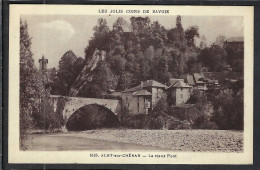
[180,94,183,98]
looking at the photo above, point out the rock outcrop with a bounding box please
[69,49,106,96]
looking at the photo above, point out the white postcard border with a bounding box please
[9,5,254,164]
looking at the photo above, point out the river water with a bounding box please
[24,133,164,151]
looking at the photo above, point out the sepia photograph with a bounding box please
[8,5,253,164]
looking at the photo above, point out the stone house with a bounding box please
[193,73,208,90]
[185,75,196,87]
[185,72,242,91]
[121,80,167,115]
[167,79,192,106]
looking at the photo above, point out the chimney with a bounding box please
[140,81,143,89]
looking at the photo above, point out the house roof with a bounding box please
[122,85,141,93]
[204,78,218,84]
[193,73,205,84]
[169,78,184,86]
[143,80,166,88]
[202,72,242,84]
[186,75,195,86]
[122,80,166,93]
[168,80,192,88]
[226,37,244,43]
[108,91,122,97]
[133,89,152,96]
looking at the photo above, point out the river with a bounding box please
[24,133,164,151]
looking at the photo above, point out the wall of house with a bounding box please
[122,92,132,113]
[175,88,191,105]
[169,89,176,106]
[122,93,147,115]
[131,96,147,114]
[151,87,165,108]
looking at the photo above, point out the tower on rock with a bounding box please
[39,55,48,71]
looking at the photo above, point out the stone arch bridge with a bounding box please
[49,95,121,126]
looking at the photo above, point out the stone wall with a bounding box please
[49,95,121,125]
[175,88,191,105]
[122,92,148,115]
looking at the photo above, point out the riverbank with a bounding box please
[24,133,164,151]
[56,129,243,152]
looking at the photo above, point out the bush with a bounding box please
[151,94,168,116]
[167,118,192,130]
[168,106,197,122]
[210,89,243,130]
[193,115,218,129]
[32,97,63,130]
[121,114,146,129]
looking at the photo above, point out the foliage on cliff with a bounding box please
[71,16,200,97]
[64,15,242,98]
[50,51,84,95]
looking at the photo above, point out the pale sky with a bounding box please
[22,15,243,69]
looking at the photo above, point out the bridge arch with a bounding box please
[49,95,122,130]
[65,104,120,131]
[61,96,121,121]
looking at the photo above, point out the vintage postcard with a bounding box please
[9,5,253,164]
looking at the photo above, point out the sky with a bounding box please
[22,15,244,69]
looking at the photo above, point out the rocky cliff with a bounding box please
[69,49,106,96]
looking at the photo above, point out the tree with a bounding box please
[93,18,110,37]
[199,35,207,49]
[107,54,127,75]
[157,56,169,84]
[20,20,44,149]
[85,18,111,62]
[130,16,151,35]
[20,21,64,134]
[210,85,243,130]
[198,44,227,72]
[215,35,226,47]
[186,58,202,73]
[55,50,78,95]
[73,57,85,76]
[167,15,185,45]
[150,21,167,48]
[185,26,200,47]
[110,18,128,48]
[113,17,128,32]
[117,72,133,90]
[225,39,244,71]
